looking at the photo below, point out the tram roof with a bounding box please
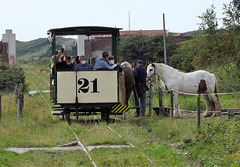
[47,26,122,36]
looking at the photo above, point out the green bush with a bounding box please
[0,61,26,94]
[206,62,240,93]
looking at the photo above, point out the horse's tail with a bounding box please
[213,75,221,110]
[119,70,126,105]
[214,75,219,99]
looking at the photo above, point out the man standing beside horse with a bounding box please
[133,60,148,117]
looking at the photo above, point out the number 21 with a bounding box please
[78,78,99,93]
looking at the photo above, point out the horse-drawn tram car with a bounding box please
[48,26,129,121]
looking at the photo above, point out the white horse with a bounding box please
[146,63,221,117]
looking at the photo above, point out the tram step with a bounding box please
[51,111,63,115]
[128,106,140,109]
[52,106,62,109]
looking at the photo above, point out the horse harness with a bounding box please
[147,66,156,81]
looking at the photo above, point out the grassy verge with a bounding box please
[0,65,77,166]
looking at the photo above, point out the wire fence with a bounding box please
[148,83,240,113]
[0,84,24,121]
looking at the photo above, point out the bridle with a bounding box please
[147,66,156,81]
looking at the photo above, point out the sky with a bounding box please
[0,0,231,41]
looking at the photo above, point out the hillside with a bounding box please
[16,37,76,63]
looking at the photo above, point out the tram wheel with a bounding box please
[66,109,70,122]
[101,110,110,122]
[101,112,108,121]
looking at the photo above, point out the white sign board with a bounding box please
[57,71,118,104]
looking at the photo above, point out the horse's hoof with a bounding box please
[203,112,212,118]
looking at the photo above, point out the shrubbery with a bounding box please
[0,61,26,94]
[205,62,240,93]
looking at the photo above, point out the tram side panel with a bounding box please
[57,72,76,103]
[57,71,118,104]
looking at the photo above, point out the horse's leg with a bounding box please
[202,94,214,117]
[123,89,133,120]
[173,93,181,117]
[209,93,221,116]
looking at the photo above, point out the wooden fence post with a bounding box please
[133,86,140,116]
[158,87,163,116]
[16,83,24,122]
[170,90,174,118]
[197,94,201,131]
[17,99,20,122]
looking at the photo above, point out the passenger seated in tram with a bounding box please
[50,50,61,68]
[72,56,80,66]
[93,51,120,70]
[75,55,91,70]
[50,50,61,74]
[90,57,96,69]
[108,56,122,72]
[108,56,115,66]
[56,50,74,70]
[66,56,74,69]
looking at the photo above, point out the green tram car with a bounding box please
[48,26,128,121]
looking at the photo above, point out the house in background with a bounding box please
[77,29,167,60]
[0,40,8,63]
[0,29,16,64]
[120,29,166,36]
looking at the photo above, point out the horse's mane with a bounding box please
[121,61,133,69]
[154,63,183,74]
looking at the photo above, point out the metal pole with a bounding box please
[20,93,23,118]
[158,87,163,116]
[75,69,78,122]
[148,84,153,115]
[170,90,174,118]
[133,86,140,116]
[197,94,201,130]
[163,13,167,65]
[129,11,131,31]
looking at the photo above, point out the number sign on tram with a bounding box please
[57,71,118,104]
[78,78,99,94]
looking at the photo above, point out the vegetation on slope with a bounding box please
[16,37,76,64]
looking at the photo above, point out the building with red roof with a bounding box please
[81,29,167,60]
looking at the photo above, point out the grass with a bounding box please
[70,118,194,166]
[71,122,129,146]
[0,148,92,167]
[0,95,75,148]
[181,117,240,166]
[0,64,240,166]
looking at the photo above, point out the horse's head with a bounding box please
[146,63,156,81]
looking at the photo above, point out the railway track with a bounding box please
[28,70,155,167]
